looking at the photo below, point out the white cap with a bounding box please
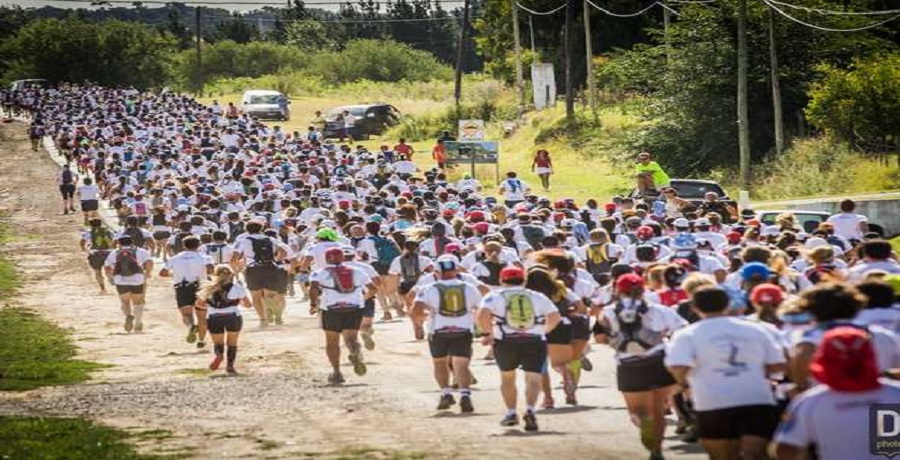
[695,218,711,227]
[805,237,828,249]
[762,225,781,237]
[673,217,690,228]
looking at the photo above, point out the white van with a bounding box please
[241,90,290,121]
[9,79,49,92]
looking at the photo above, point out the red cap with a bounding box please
[604,202,617,212]
[750,283,783,305]
[442,209,455,219]
[467,210,486,222]
[615,273,645,294]
[552,212,565,223]
[473,222,490,235]
[726,231,742,244]
[810,327,880,392]
[500,266,525,282]
[444,243,463,254]
[636,225,654,240]
[553,200,566,210]
[338,200,350,209]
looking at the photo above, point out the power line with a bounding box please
[514,2,567,16]
[764,0,900,16]
[46,0,467,6]
[585,0,664,18]
[763,0,900,32]
[202,13,473,23]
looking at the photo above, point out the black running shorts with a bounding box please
[207,313,243,334]
[87,250,109,270]
[695,405,779,440]
[245,265,288,293]
[321,308,363,333]
[570,316,591,341]
[361,298,375,318]
[493,339,547,373]
[80,199,99,212]
[175,282,200,308]
[616,352,676,392]
[429,331,473,358]
[59,184,76,199]
[545,322,572,345]
[398,279,417,295]
[115,284,145,295]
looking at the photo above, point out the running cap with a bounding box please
[741,261,771,281]
[750,283,783,305]
[615,273,645,294]
[810,326,880,392]
[316,228,339,242]
[673,217,690,229]
[435,255,459,272]
[499,266,525,282]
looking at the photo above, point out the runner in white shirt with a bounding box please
[231,222,289,327]
[196,265,252,375]
[412,256,483,413]
[160,236,214,348]
[775,327,900,460]
[104,235,154,334]
[666,286,786,460]
[77,177,100,222]
[309,247,375,385]
[342,246,380,351]
[825,199,868,241]
[476,266,561,432]
[498,171,530,208]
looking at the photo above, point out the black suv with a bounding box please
[322,104,401,140]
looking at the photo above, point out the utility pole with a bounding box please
[663,0,671,66]
[453,0,471,118]
[768,8,785,155]
[195,6,203,95]
[737,0,751,191]
[564,0,575,121]
[583,0,596,115]
[512,0,526,114]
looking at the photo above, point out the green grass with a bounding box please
[0,416,183,460]
[0,307,109,391]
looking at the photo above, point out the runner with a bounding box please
[412,255,483,412]
[159,236,214,348]
[341,246,380,351]
[309,247,376,384]
[232,221,289,327]
[196,265,252,375]
[80,218,116,294]
[77,177,100,224]
[531,149,553,191]
[476,266,561,431]
[104,235,153,333]
[58,163,77,215]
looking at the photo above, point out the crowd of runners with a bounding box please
[4,82,900,460]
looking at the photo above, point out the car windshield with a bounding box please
[248,95,279,104]
[328,107,367,117]
[672,182,726,199]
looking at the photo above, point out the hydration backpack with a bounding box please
[90,227,114,250]
[399,254,421,282]
[521,225,545,250]
[370,235,400,267]
[227,221,245,243]
[61,169,73,184]
[671,249,700,272]
[124,227,146,248]
[585,243,613,276]
[207,243,228,265]
[478,260,505,286]
[250,237,275,266]
[209,283,241,309]
[437,284,467,318]
[503,292,536,332]
[610,300,664,354]
[113,248,143,277]
[325,265,357,294]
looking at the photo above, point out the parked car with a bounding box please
[756,209,884,237]
[241,90,290,121]
[322,104,401,140]
[9,78,48,91]
[630,179,739,222]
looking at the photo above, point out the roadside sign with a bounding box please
[458,119,485,141]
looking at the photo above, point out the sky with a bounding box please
[2,0,334,12]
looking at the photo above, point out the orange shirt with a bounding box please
[432,144,446,163]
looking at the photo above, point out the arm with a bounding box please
[308,281,322,312]
[543,311,561,335]
[476,307,494,345]
[775,445,807,460]
[667,365,691,387]
[789,343,815,393]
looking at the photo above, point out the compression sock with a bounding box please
[132,303,145,326]
[214,344,225,356]
[226,346,238,367]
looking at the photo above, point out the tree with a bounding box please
[284,20,337,52]
[807,53,900,151]
[212,16,260,44]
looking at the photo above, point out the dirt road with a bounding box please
[0,122,705,460]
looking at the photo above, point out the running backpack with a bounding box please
[671,249,700,272]
[585,243,613,276]
[227,221,245,243]
[433,236,451,256]
[437,284,467,318]
[172,232,191,254]
[207,243,228,265]
[399,254,421,282]
[478,260,505,286]
[61,169,73,184]
[250,237,275,265]
[503,292,536,332]
[325,266,357,294]
[209,283,241,309]
[90,227,114,250]
[113,248,143,277]
[133,202,147,217]
[124,227,146,248]
[370,235,400,267]
[521,225,545,250]
[610,301,664,354]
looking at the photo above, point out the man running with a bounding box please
[160,236,214,348]
[80,218,116,294]
[476,266,561,431]
[232,221,288,327]
[104,235,153,333]
[309,247,376,384]
[58,164,77,215]
[412,256,483,413]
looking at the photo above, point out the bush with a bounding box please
[307,39,453,84]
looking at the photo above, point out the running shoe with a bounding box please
[327,372,345,385]
[361,331,375,351]
[348,351,367,376]
[680,423,698,443]
[381,311,393,321]
[124,315,134,333]
[541,395,555,410]
[437,394,456,410]
[209,354,223,371]
[274,314,283,325]
[133,322,143,333]
[459,395,474,413]
[648,453,665,460]
[186,325,197,343]
[565,395,577,406]
[581,355,593,372]
[523,412,538,432]
[196,341,205,349]
[500,413,518,427]
[226,366,238,375]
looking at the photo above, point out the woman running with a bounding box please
[531,149,553,191]
[196,265,252,374]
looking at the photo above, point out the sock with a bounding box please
[506,409,517,417]
[441,387,452,396]
[460,389,471,397]
[226,346,238,367]
[526,405,535,414]
[214,344,225,356]
[132,303,145,325]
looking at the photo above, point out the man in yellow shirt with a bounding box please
[635,151,670,194]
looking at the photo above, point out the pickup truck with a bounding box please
[756,209,885,237]
[630,179,739,223]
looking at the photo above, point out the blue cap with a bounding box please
[741,262,771,281]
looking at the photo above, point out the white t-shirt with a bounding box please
[848,260,900,282]
[389,255,433,278]
[78,184,100,201]
[104,246,152,286]
[479,287,558,341]
[310,265,370,310]
[856,308,900,333]
[233,234,287,268]
[826,212,867,241]
[665,316,787,411]
[793,322,900,374]
[205,282,248,317]
[301,241,344,270]
[414,279,483,333]
[775,381,900,460]
[499,178,529,202]
[163,250,212,284]
[201,242,235,266]
[602,299,686,360]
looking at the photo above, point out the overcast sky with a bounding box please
[1,0,338,12]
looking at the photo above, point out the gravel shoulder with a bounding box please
[0,122,705,459]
